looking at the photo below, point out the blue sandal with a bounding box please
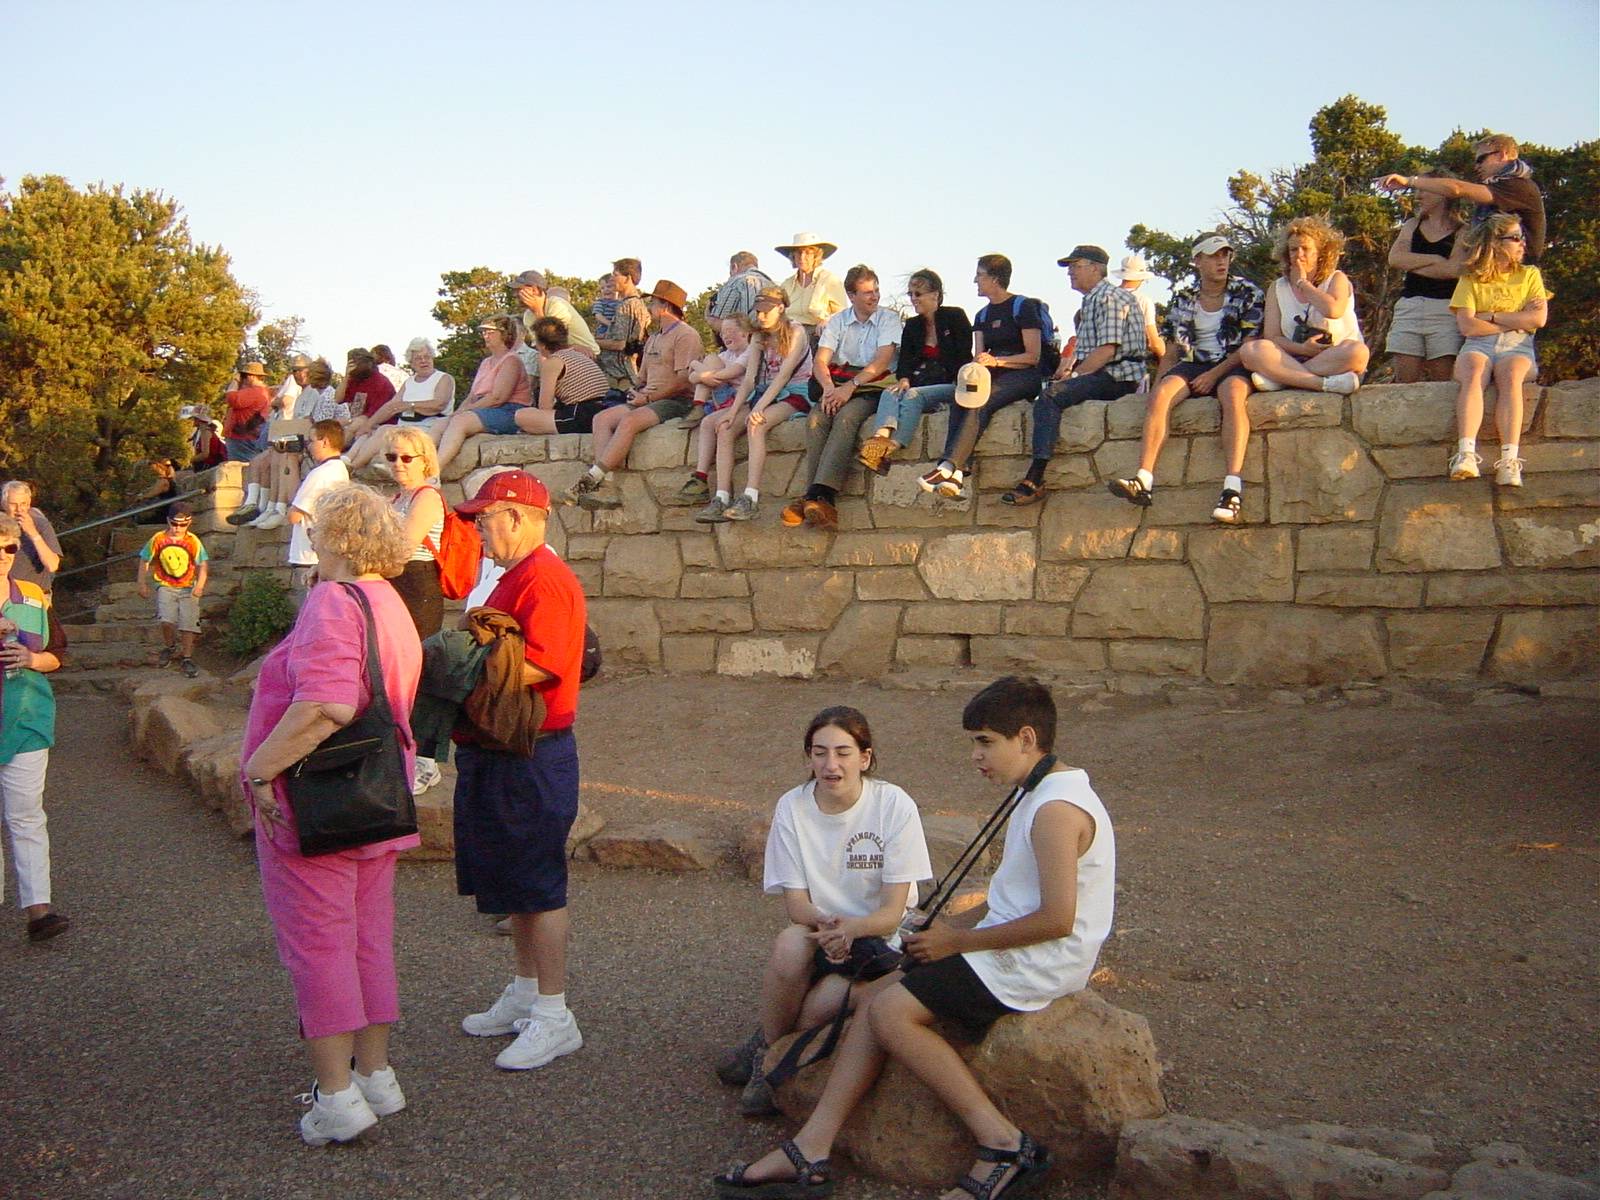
[712,1138,833,1198]
[955,1132,1052,1199]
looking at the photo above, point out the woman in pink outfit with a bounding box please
[240,483,423,1146]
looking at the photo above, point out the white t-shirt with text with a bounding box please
[763,778,932,929]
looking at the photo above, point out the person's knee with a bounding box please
[1346,344,1371,372]
[865,982,922,1037]
[769,924,814,977]
[1239,341,1267,369]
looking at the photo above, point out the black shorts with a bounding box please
[554,397,607,435]
[810,936,903,982]
[899,953,1018,1040]
[1165,359,1251,390]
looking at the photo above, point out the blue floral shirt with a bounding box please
[1161,277,1265,364]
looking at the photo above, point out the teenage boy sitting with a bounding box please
[714,675,1116,1200]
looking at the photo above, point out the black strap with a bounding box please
[337,582,395,728]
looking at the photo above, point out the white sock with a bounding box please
[586,464,606,482]
[1458,438,1476,455]
[244,483,262,507]
[1224,474,1243,493]
[950,468,964,484]
[743,488,759,502]
[512,975,539,1001]
[532,992,568,1020]
[272,500,288,514]
[713,490,730,505]
[1135,468,1154,490]
[873,426,893,439]
[319,1080,362,1103]
[1502,443,1519,461]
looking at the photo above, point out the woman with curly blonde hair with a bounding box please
[1445,214,1550,485]
[1240,215,1369,396]
[240,482,424,1146]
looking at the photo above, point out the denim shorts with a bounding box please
[475,404,528,435]
[1459,332,1537,368]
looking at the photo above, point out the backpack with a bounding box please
[419,487,484,600]
[983,295,1062,377]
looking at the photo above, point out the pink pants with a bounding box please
[258,838,401,1039]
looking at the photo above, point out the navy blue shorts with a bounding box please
[453,731,579,914]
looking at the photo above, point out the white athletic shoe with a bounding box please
[253,509,287,530]
[462,982,534,1036]
[1493,456,1524,487]
[495,1011,583,1071]
[1321,371,1361,395]
[411,758,442,795]
[352,1065,406,1117]
[298,1083,378,1146]
[1249,371,1285,393]
[1448,450,1482,481]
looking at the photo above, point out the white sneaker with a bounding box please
[298,1082,378,1146]
[495,1011,583,1071]
[1493,456,1524,487]
[462,982,534,1036]
[1249,371,1284,393]
[1448,450,1482,481]
[352,1065,406,1116]
[411,758,442,795]
[253,509,287,530]
[1321,371,1361,395]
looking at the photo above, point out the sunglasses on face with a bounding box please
[1497,233,1526,242]
[0,543,19,555]
[385,452,421,464]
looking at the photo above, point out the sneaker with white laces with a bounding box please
[352,1065,406,1117]
[462,982,535,1036]
[1448,450,1482,481]
[725,494,758,521]
[1211,488,1243,524]
[298,1082,378,1146]
[562,473,603,506]
[1249,371,1284,393]
[1493,456,1524,487]
[495,1011,583,1071]
[411,758,443,795]
[1320,371,1361,395]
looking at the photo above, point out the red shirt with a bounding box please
[485,543,585,731]
[347,372,397,422]
[224,385,273,438]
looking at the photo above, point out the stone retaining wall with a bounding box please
[200,378,1599,688]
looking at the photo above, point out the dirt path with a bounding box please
[1,678,1595,1198]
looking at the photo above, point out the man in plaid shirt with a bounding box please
[1002,245,1146,506]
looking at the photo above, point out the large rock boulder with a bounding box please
[1421,1142,1600,1200]
[1113,1114,1451,1200]
[772,989,1166,1188]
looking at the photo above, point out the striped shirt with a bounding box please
[548,348,611,404]
[395,486,445,564]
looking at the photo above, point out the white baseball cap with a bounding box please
[955,362,992,410]
[1192,234,1235,257]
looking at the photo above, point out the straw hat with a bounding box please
[240,362,267,378]
[774,231,838,259]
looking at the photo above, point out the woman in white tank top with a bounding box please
[346,339,457,469]
[1240,215,1370,396]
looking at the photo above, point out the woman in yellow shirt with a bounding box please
[1446,214,1551,486]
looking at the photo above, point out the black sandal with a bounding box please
[955,1132,1052,1199]
[712,1138,834,1198]
[1000,479,1045,507]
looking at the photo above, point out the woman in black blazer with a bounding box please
[856,269,973,474]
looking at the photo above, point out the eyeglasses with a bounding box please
[1496,233,1526,242]
[385,453,421,464]
[472,508,507,526]
[166,522,191,530]
[0,543,18,555]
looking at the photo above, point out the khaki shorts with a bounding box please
[641,394,693,422]
[1385,295,1463,360]
[156,586,201,634]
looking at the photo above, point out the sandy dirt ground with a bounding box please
[1,674,1595,1198]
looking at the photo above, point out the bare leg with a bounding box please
[511,907,569,995]
[1423,355,1456,382]
[743,405,801,493]
[1391,353,1424,384]
[695,409,720,474]
[512,407,559,435]
[435,411,485,472]
[352,1023,392,1075]
[1136,375,1189,476]
[1240,341,1323,389]
[1491,355,1533,447]
[160,621,177,651]
[759,924,820,1043]
[179,629,197,657]
[274,453,302,502]
[597,408,661,472]
[1217,374,1251,476]
[1453,352,1491,442]
[712,409,745,495]
[307,1032,357,1093]
[588,404,628,464]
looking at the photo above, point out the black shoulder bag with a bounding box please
[286,583,417,856]
[763,756,1058,1089]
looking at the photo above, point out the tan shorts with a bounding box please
[155,586,201,634]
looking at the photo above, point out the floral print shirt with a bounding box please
[1161,276,1265,364]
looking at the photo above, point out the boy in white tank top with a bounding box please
[714,676,1115,1200]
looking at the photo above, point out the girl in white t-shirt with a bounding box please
[715,706,932,1117]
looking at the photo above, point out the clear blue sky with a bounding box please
[5,0,1597,363]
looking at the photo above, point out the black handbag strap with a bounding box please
[336,582,396,728]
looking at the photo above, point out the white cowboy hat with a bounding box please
[1115,254,1154,282]
[774,231,838,259]
[954,362,992,410]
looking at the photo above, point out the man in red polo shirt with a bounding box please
[451,470,588,1073]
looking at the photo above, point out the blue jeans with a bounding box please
[1030,373,1136,460]
[873,383,955,448]
[940,368,1042,469]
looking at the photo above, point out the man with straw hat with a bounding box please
[775,232,847,344]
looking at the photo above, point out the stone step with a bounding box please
[103,571,242,604]
[63,642,166,670]
[61,622,164,645]
[93,593,233,623]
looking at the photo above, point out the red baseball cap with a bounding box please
[455,469,550,515]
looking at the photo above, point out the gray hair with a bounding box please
[405,337,436,359]
[731,251,758,271]
[2,481,33,503]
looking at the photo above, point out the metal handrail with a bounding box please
[54,548,148,583]
[55,488,209,540]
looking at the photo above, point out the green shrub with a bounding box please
[223,572,296,658]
